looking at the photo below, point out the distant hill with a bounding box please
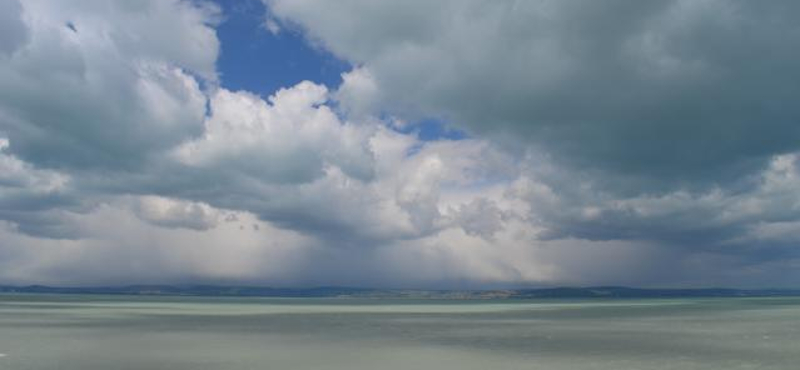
[1,285,799,299]
[506,287,800,298]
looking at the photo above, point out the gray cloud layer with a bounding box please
[0,0,799,288]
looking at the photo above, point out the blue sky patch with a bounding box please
[213,0,349,96]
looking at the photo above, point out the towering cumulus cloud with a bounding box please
[0,0,799,288]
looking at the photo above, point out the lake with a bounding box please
[0,294,798,369]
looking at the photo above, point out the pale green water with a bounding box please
[1,295,799,369]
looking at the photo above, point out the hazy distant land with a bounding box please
[1,285,798,299]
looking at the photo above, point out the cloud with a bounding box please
[0,0,28,56]
[266,0,800,184]
[263,17,281,35]
[174,82,375,184]
[0,0,218,170]
[170,92,519,245]
[2,0,800,288]
[133,196,221,231]
[0,137,82,238]
[512,153,800,247]
[0,204,313,286]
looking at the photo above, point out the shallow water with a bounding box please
[0,294,799,369]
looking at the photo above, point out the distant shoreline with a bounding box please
[2,285,799,299]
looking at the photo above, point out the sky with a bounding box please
[1,0,800,289]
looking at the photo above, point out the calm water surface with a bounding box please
[1,294,799,369]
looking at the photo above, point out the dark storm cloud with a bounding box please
[268,0,800,184]
[0,0,28,56]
